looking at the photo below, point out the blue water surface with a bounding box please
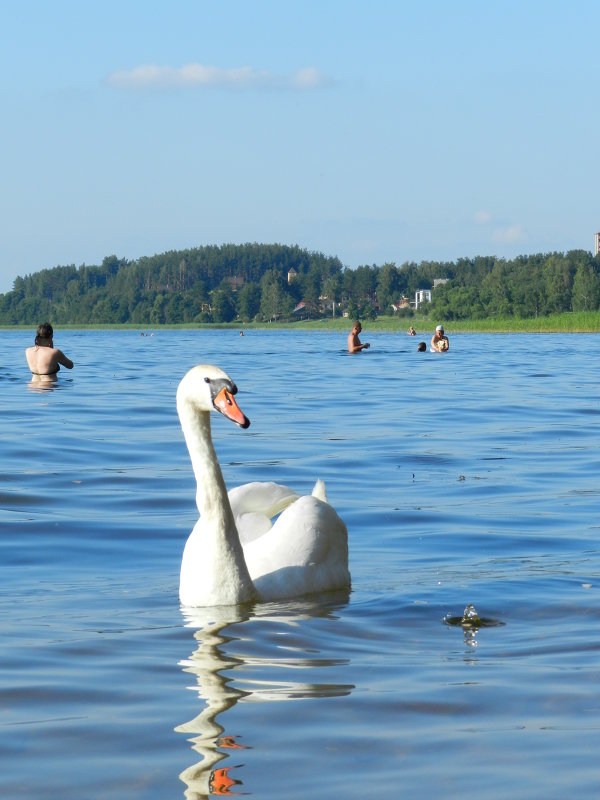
[1,328,600,799]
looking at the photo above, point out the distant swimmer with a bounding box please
[25,322,74,379]
[408,326,416,336]
[348,320,370,353]
[431,324,449,352]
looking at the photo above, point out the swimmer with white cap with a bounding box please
[431,324,449,352]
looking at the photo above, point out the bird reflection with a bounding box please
[175,593,353,799]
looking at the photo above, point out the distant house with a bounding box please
[287,268,298,284]
[413,289,432,309]
[433,278,449,289]
[293,299,319,319]
[227,275,245,291]
[391,296,410,312]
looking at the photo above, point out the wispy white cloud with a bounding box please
[291,67,324,88]
[475,211,526,245]
[492,224,525,244]
[107,63,329,90]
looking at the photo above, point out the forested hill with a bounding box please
[1,243,599,325]
[0,244,343,325]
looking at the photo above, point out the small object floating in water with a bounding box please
[443,603,504,630]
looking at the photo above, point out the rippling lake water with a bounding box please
[2,328,600,799]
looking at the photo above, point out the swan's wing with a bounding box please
[244,495,350,599]
[228,481,299,515]
[228,482,300,544]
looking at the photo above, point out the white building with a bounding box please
[595,232,600,257]
[414,289,432,309]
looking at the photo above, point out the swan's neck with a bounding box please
[184,407,233,527]
[178,400,255,605]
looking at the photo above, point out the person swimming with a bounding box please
[431,324,449,352]
[25,322,74,377]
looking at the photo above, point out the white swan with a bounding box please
[177,365,350,607]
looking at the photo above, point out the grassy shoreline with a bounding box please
[3,310,600,334]
[285,311,600,333]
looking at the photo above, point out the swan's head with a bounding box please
[177,365,250,428]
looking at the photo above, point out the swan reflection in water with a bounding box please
[175,592,353,799]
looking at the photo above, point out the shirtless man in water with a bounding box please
[26,322,74,378]
[347,321,370,353]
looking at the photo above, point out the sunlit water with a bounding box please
[2,328,600,799]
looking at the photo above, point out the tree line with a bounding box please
[1,243,599,325]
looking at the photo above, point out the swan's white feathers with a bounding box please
[229,481,300,544]
[180,516,256,606]
[177,364,230,411]
[177,364,350,606]
[311,478,327,503]
[243,494,349,600]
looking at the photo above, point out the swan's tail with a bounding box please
[312,479,328,503]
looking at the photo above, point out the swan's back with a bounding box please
[242,493,350,601]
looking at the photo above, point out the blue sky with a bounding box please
[1,0,598,293]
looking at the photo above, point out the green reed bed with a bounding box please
[449,311,600,333]
[286,312,600,334]
[4,311,600,334]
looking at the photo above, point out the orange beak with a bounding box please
[213,387,250,429]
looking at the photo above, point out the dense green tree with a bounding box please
[346,299,359,321]
[542,254,574,314]
[237,283,261,322]
[479,263,512,316]
[150,294,168,325]
[513,269,544,318]
[301,264,323,308]
[352,265,377,306]
[376,262,401,312]
[572,264,600,311]
[212,290,237,323]
[259,270,285,322]
[322,273,342,317]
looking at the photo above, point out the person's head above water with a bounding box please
[35,322,53,345]
[417,341,426,352]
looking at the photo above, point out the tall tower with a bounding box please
[595,232,600,257]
